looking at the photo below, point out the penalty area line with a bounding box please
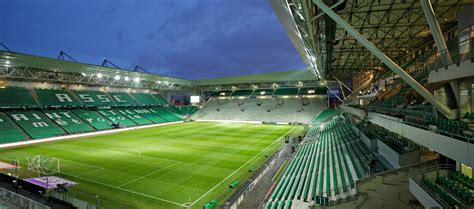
[60,172,186,207]
[117,162,181,188]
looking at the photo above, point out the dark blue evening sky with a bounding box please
[0,0,306,80]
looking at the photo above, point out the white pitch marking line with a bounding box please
[190,126,297,206]
[118,162,181,188]
[76,167,105,177]
[58,143,180,163]
[5,156,187,207]
[60,171,186,207]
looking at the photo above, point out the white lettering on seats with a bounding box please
[55,94,73,102]
[59,112,72,118]
[97,95,110,103]
[32,122,48,128]
[45,113,61,119]
[31,114,42,120]
[71,119,82,124]
[55,119,67,126]
[113,95,125,103]
[12,114,28,121]
[78,94,94,103]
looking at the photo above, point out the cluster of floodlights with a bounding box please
[80,72,142,83]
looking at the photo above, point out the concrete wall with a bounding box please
[408,178,443,209]
[342,105,474,168]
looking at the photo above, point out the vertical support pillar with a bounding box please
[312,0,453,118]
[420,0,453,65]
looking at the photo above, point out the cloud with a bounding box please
[1,0,306,80]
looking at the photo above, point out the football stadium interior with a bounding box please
[1,0,474,209]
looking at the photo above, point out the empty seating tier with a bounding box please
[35,89,82,107]
[107,92,139,106]
[151,94,168,105]
[97,109,137,127]
[0,112,27,143]
[43,109,94,134]
[151,107,183,122]
[73,90,116,106]
[0,87,37,108]
[72,109,113,130]
[128,108,168,124]
[115,108,153,125]
[8,110,66,139]
[0,88,184,144]
[130,93,160,105]
[266,118,381,208]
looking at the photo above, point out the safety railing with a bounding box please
[409,164,457,209]
[0,187,50,209]
[426,38,474,72]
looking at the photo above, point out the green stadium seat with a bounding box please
[73,90,115,107]
[97,109,137,127]
[0,87,38,108]
[130,93,161,105]
[115,108,152,125]
[107,92,139,106]
[151,94,168,104]
[266,118,378,208]
[8,110,66,139]
[0,112,28,143]
[72,109,113,130]
[43,109,94,134]
[151,107,183,122]
[127,108,166,124]
[35,89,82,107]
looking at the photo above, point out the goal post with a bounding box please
[27,155,60,176]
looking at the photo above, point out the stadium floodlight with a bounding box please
[97,73,103,78]
[5,60,10,65]
[124,76,129,81]
[81,72,87,76]
[114,75,121,80]
[133,77,140,83]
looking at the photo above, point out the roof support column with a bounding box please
[312,0,453,118]
[420,0,453,66]
[420,0,459,112]
[332,76,352,93]
[343,74,373,103]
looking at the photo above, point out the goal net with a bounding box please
[27,155,60,175]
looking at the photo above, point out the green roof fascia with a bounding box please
[0,51,191,86]
[190,69,316,86]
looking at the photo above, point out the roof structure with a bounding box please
[269,0,468,80]
[0,50,317,88]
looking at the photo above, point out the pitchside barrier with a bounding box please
[0,187,50,209]
[0,156,134,209]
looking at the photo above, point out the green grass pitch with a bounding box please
[0,122,300,209]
